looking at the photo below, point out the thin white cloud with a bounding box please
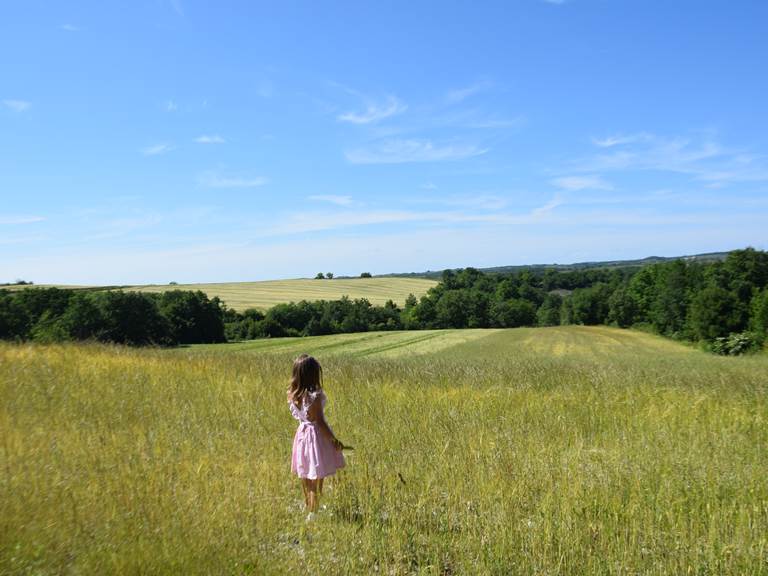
[194,135,225,144]
[2,100,31,112]
[59,24,82,32]
[592,133,651,148]
[421,182,438,190]
[542,0,566,4]
[574,132,768,186]
[166,100,177,112]
[338,96,406,124]
[531,196,564,217]
[551,175,613,191]
[446,81,493,103]
[308,195,354,206]
[199,172,267,189]
[0,215,46,225]
[142,143,175,156]
[345,139,488,164]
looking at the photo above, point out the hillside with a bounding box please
[127,277,437,311]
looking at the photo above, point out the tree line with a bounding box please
[224,247,768,354]
[2,247,767,353]
[0,289,226,345]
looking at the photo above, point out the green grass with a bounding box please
[2,326,767,574]
[128,277,437,311]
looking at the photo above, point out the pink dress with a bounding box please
[289,389,345,479]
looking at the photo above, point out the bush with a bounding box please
[710,331,762,356]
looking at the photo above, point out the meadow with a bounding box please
[1,326,767,574]
[1,277,437,312]
[129,277,437,311]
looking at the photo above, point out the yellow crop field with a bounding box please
[128,277,437,310]
[2,326,767,574]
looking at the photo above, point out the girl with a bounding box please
[287,354,346,517]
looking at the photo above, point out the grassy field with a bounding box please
[128,277,437,311]
[1,277,437,311]
[2,326,767,574]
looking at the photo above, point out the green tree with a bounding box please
[688,286,742,341]
[435,291,471,328]
[491,299,536,328]
[537,293,563,326]
[156,290,226,344]
[607,286,638,328]
[92,291,172,345]
[750,288,768,341]
[58,293,104,340]
[650,260,690,336]
[570,283,612,325]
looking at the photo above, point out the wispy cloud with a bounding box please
[531,195,564,217]
[338,95,406,124]
[2,100,31,112]
[446,81,493,103]
[165,100,177,112]
[199,171,267,188]
[591,133,651,148]
[542,0,566,4]
[142,143,174,156]
[345,139,488,164]
[573,132,768,186]
[0,215,46,225]
[194,135,225,144]
[551,175,613,191]
[59,23,82,32]
[421,182,438,190]
[308,195,354,206]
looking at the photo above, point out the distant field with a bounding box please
[2,326,767,574]
[187,325,697,360]
[130,277,437,310]
[1,277,438,311]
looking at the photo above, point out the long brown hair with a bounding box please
[288,354,323,407]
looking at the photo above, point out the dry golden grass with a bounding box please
[128,277,437,310]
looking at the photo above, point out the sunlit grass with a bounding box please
[2,327,767,574]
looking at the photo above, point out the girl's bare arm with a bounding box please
[307,397,342,449]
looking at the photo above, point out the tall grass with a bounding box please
[1,327,767,574]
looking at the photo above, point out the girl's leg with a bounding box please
[300,478,310,508]
[318,477,324,495]
[306,479,319,512]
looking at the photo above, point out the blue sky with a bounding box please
[2,0,767,284]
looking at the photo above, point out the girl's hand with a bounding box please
[332,438,344,451]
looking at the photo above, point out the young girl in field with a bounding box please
[287,354,346,518]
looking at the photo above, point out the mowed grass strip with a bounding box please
[127,277,437,311]
[186,329,499,358]
[2,327,767,575]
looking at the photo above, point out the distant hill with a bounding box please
[1,278,438,311]
[379,251,731,279]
